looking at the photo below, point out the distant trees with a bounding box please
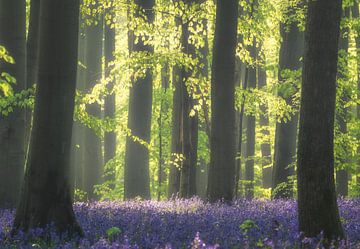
[272,3,303,199]
[12,0,82,235]
[0,0,26,207]
[297,0,343,240]
[207,0,238,202]
[83,1,104,200]
[124,0,155,199]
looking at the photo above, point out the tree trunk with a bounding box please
[353,1,360,190]
[25,0,40,155]
[70,15,86,192]
[124,0,154,199]
[244,41,257,199]
[257,50,272,189]
[104,3,117,185]
[335,7,350,197]
[272,17,304,199]
[179,18,199,199]
[83,3,104,200]
[0,0,26,207]
[207,0,238,202]
[168,66,182,198]
[157,63,169,200]
[297,0,343,240]
[12,0,82,235]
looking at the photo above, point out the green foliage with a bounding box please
[65,0,360,199]
[106,227,122,242]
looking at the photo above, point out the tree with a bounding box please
[257,46,272,189]
[12,0,82,235]
[272,4,304,199]
[25,0,40,151]
[70,14,87,192]
[124,0,155,199]
[297,0,343,240]
[335,7,350,197]
[104,2,117,185]
[168,66,182,198]
[83,1,104,200]
[0,0,26,207]
[207,0,238,202]
[244,41,257,199]
[353,0,360,189]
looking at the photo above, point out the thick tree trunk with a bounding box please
[84,3,104,200]
[272,19,303,199]
[244,42,256,199]
[335,8,350,197]
[104,4,117,185]
[257,53,272,189]
[12,0,82,235]
[25,0,40,154]
[207,0,238,202]
[297,0,343,240]
[0,0,26,207]
[124,0,154,199]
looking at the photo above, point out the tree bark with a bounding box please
[104,3,117,186]
[297,0,343,240]
[244,41,257,199]
[12,0,82,235]
[83,2,104,200]
[257,51,272,189]
[25,0,40,155]
[272,16,304,199]
[124,0,154,199]
[353,1,360,190]
[0,0,26,207]
[168,66,182,198]
[207,0,238,202]
[179,17,199,199]
[70,15,86,192]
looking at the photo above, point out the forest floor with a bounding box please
[0,198,359,248]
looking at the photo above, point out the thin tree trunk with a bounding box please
[353,1,360,189]
[235,66,248,198]
[207,0,238,202]
[158,63,169,200]
[257,50,272,189]
[297,0,343,240]
[168,65,182,198]
[335,7,350,197]
[272,17,304,199]
[179,17,199,199]
[84,3,104,200]
[0,0,26,207]
[12,0,82,236]
[124,0,154,199]
[104,3,117,186]
[70,15,86,192]
[244,41,256,199]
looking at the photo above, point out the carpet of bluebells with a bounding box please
[0,198,359,248]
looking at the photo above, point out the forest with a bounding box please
[0,0,359,248]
